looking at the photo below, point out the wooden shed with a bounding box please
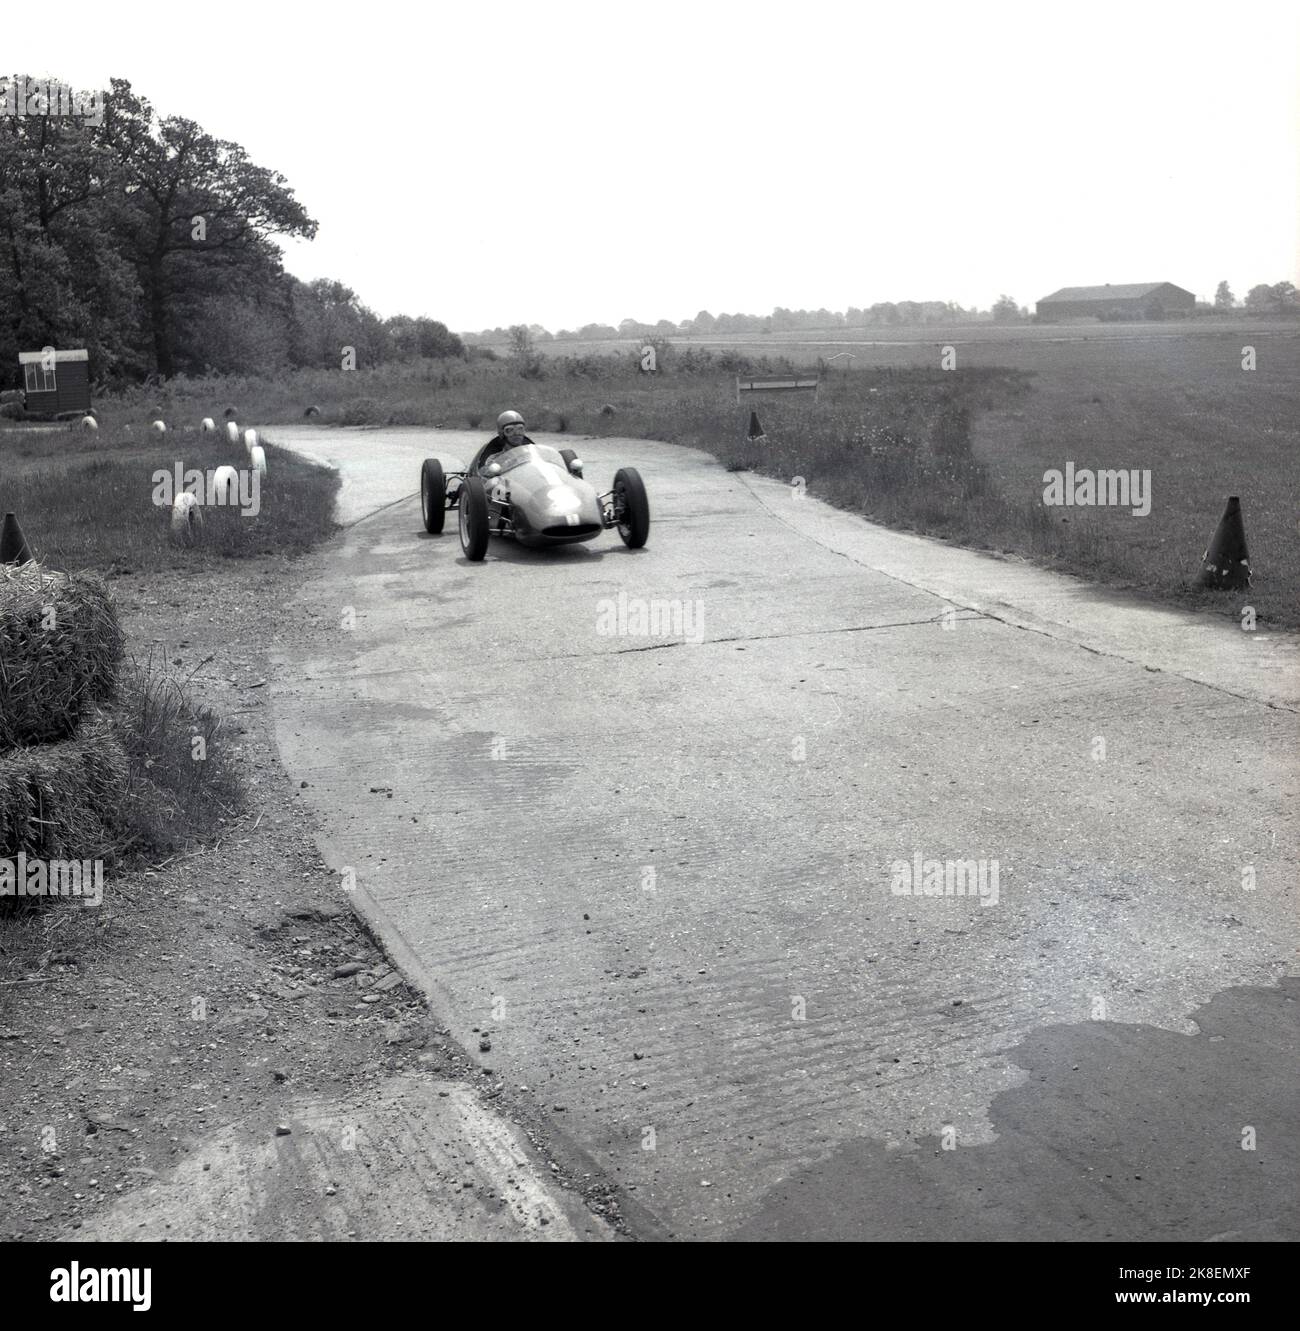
[18,348,91,416]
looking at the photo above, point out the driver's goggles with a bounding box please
[503,424,526,434]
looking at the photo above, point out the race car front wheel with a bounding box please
[613,467,650,548]
[420,458,446,534]
[459,474,490,561]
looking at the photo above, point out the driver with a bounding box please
[472,410,534,474]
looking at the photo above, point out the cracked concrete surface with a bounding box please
[265,425,1297,1240]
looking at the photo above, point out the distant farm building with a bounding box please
[18,348,91,416]
[1036,283,1195,320]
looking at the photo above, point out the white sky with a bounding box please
[14,0,1300,331]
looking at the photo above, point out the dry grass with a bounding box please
[111,649,243,854]
[0,710,128,864]
[0,563,123,748]
[0,654,243,919]
[0,560,243,920]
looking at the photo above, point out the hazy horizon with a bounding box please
[14,0,1299,333]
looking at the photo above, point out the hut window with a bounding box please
[23,362,56,392]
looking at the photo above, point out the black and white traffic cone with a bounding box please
[747,411,767,444]
[1199,496,1250,589]
[0,511,34,564]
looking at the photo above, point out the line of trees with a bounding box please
[464,301,996,344]
[0,77,462,387]
[1214,280,1298,314]
[470,282,1300,345]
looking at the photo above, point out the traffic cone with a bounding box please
[0,511,34,564]
[747,411,767,443]
[1199,496,1250,589]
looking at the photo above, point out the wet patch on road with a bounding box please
[731,978,1299,1241]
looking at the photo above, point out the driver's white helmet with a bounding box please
[497,410,525,431]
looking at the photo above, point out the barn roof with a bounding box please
[1038,283,1175,304]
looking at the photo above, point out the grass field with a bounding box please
[513,316,1299,362]
[484,319,1300,626]
[964,330,1298,619]
[0,424,338,573]
[673,320,1298,626]
[15,317,1297,627]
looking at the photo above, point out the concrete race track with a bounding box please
[266,425,1299,1241]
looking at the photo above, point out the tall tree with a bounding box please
[991,294,1021,322]
[0,79,142,373]
[1268,280,1298,312]
[103,82,317,375]
[1243,283,1297,314]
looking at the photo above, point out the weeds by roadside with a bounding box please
[113,649,243,856]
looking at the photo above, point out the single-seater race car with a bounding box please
[418,442,650,561]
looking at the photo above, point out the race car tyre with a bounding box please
[459,474,490,561]
[559,448,583,477]
[613,467,650,548]
[420,458,446,534]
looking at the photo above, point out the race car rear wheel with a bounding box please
[420,458,446,534]
[459,474,490,562]
[613,467,650,548]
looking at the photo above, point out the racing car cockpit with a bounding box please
[489,443,567,473]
